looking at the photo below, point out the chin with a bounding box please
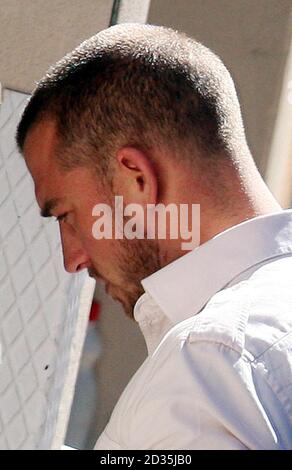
[104,280,140,319]
[114,290,136,319]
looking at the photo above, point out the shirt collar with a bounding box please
[133,291,174,355]
[139,209,292,326]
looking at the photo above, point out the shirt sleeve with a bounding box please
[94,427,123,450]
[123,339,279,450]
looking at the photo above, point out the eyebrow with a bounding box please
[40,198,65,218]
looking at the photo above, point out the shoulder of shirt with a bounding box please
[167,280,251,356]
[161,257,292,358]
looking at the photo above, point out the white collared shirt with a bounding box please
[94,210,292,450]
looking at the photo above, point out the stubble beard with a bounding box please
[90,238,161,319]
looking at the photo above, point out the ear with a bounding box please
[113,147,158,206]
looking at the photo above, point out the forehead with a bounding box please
[23,119,107,208]
[23,119,58,180]
[23,119,67,203]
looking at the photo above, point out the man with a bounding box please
[16,24,292,449]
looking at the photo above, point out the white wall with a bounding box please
[148,0,292,175]
[0,0,113,92]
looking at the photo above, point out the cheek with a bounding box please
[75,208,96,240]
[81,229,118,260]
[75,208,121,260]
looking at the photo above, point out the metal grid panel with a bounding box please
[0,89,94,449]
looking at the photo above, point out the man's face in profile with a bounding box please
[23,119,160,317]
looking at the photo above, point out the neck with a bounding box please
[158,158,282,266]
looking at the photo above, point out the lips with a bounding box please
[88,267,103,280]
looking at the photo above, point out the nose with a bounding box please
[59,224,91,274]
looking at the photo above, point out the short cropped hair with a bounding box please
[16,23,247,177]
